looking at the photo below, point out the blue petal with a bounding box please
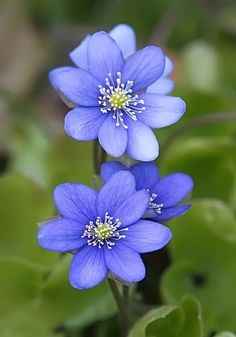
[126,120,159,161]
[138,93,186,128]
[122,46,165,92]
[98,114,128,157]
[153,205,191,222]
[163,56,174,76]
[105,243,145,283]
[65,107,106,141]
[96,171,136,218]
[147,78,174,95]
[38,217,86,252]
[87,32,125,83]
[100,161,128,183]
[53,184,97,224]
[109,24,136,58]
[49,67,100,106]
[69,35,91,70]
[113,190,149,227]
[49,66,71,91]
[130,162,160,190]
[69,246,108,289]
[147,57,174,95]
[123,220,172,253]
[152,173,194,208]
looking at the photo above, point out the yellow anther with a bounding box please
[109,91,128,109]
[94,223,113,240]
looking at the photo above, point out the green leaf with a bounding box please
[181,296,202,337]
[0,255,117,335]
[0,256,44,311]
[0,174,56,266]
[145,307,184,337]
[0,312,62,337]
[38,255,117,330]
[0,257,60,337]
[9,121,49,186]
[160,137,236,206]
[161,199,236,334]
[128,296,202,337]
[128,304,179,337]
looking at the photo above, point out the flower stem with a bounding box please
[108,278,130,337]
[123,284,131,331]
[93,140,107,175]
[123,284,130,304]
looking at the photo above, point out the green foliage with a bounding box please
[39,256,117,330]
[0,248,116,336]
[161,200,236,335]
[214,333,236,337]
[46,135,93,189]
[9,121,49,186]
[160,137,236,206]
[128,296,202,337]
[0,174,55,266]
[0,312,62,337]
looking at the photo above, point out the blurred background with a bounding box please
[0,0,236,336]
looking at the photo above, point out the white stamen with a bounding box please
[81,212,128,249]
[146,189,164,215]
[98,72,145,129]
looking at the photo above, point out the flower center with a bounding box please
[98,72,145,129]
[94,223,113,240]
[81,212,128,249]
[109,90,129,109]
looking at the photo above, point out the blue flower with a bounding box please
[101,162,193,222]
[38,171,172,289]
[49,30,186,161]
[70,24,174,95]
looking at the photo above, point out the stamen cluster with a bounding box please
[148,193,164,215]
[98,72,145,129]
[145,189,163,215]
[81,212,128,249]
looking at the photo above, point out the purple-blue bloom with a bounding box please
[38,171,172,289]
[70,24,175,95]
[101,162,193,222]
[49,29,186,161]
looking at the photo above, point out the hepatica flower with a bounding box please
[101,162,193,222]
[49,27,186,161]
[38,171,172,289]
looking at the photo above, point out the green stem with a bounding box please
[123,284,129,301]
[93,140,107,175]
[123,285,130,327]
[108,278,130,337]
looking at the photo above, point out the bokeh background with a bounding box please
[0,0,236,336]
